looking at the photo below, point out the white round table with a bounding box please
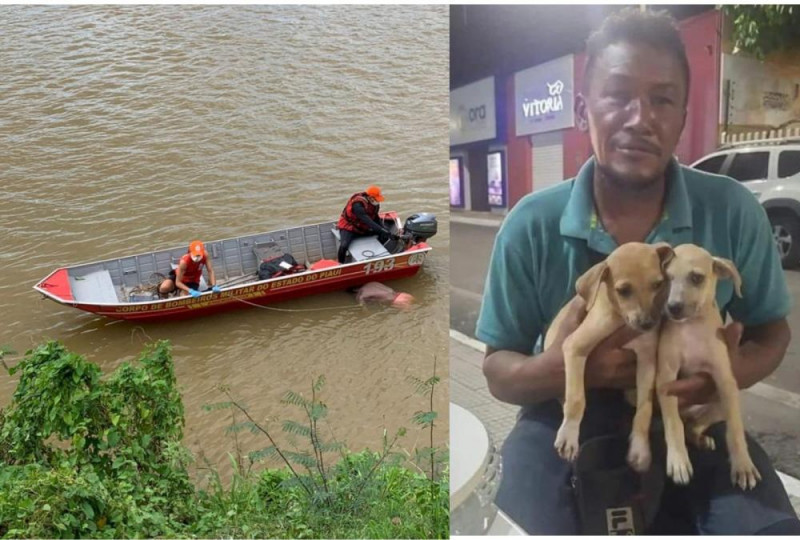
[450,402,506,535]
[450,402,491,509]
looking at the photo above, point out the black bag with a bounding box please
[258,253,304,280]
[573,433,666,535]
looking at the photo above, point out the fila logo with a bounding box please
[606,506,635,535]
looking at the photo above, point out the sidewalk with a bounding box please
[449,331,800,517]
[450,331,516,446]
[450,209,505,228]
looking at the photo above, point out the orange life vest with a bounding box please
[337,193,379,233]
[178,252,206,284]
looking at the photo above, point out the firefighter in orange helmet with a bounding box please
[336,185,398,263]
[158,240,220,298]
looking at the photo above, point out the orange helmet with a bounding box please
[189,240,205,257]
[366,185,384,202]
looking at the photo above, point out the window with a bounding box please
[778,150,800,178]
[726,152,769,182]
[449,157,465,207]
[693,154,727,174]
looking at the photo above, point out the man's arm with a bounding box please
[205,257,217,288]
[483,346,566,405]
[483,297,640,405]
[175,261,192,292]
[737,318,790,388]
[352,202,388,234]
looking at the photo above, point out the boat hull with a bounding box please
[37,247,430,322]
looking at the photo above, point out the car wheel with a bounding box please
[770,213,800,268]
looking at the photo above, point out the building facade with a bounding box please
[449,9,723,212]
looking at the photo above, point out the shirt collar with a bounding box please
[560,156,692,250]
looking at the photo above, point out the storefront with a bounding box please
[454,9,722,214]
[449,77,508,212]
[514,54,576,194]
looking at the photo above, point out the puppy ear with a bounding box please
[653,242,674,269]
[576,261,609,311]
[713,257,742,298]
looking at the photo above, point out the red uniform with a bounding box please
[337,193,379,233]
[178,252,206,284]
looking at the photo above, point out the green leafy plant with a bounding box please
[0,341,195,538]
[202,369,448,538]
[723,5,800,60]
[406,355,447,482]
[0,342,448,539]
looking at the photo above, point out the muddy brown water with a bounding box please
[0,5,449,479]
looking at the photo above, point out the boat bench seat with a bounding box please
[331,228,390,262]
[69,270,119,304]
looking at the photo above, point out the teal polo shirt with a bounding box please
[476,157,791,355]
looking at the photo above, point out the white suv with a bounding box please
[690,141,800,268]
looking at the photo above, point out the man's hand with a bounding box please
[550,297,640,390]
[663,322,744,407]
[585,326,641,389]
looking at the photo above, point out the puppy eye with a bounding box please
[652,280,665,290]
[616,284,633,298]
[689,272,705,286]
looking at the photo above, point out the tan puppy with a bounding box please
[545,242,673,471]
[657,244,761,490]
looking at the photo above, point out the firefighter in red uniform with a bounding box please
[158,240,220,298]
[337,185,398,263]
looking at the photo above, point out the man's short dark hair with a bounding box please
[583,7,690,101]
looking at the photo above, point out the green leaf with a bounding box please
[249,446,279,462]
[107,428,120,447]
[413,411,438,425]
[309,402,328,420]
[282,420,312,437]
[284,450,317,468]
[281,390,309,408]
[82,502,94,520]
[225,421,257,435]
[202,401,234,411]
[317,440,345,452]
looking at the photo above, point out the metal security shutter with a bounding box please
[531,131,564,192]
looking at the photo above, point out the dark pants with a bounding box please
[496,392,800,535]
[337,229,387,263]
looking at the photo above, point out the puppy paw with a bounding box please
[666,448,693,485]
[731,455,761,490]
[698,435,716,451]
[627,434,652,472]
[688,433,716,451]
[554,422,580,462]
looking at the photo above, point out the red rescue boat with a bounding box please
[34,211,437,322]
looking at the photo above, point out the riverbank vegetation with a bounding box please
[0,341,448,538]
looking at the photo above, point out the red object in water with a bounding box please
[355,282,415,309]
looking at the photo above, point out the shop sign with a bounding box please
[515,55,574,136]
[450,77,497,145]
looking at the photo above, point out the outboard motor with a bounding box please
[402,213,438,243]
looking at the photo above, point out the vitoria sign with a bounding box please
[515,55,574,136]
[522,80,565,118]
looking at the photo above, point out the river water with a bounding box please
[0,5,449,476]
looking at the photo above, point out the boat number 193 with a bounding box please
[365,258,395,274]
